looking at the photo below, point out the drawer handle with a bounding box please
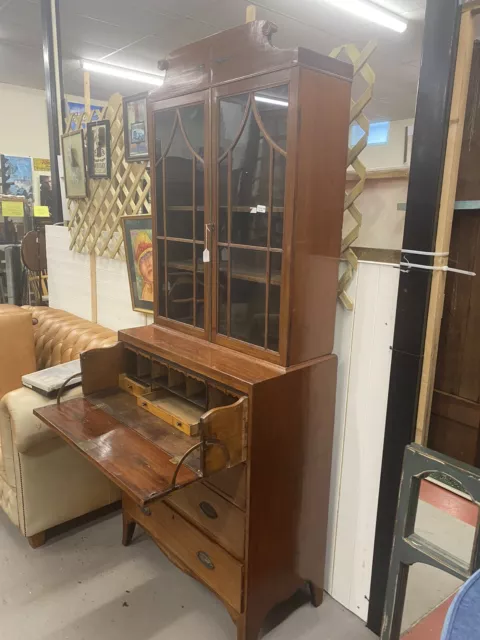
[199,501,218,520]
[197,551,215,570]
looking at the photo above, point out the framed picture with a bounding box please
[123,92,149,162]
[1,155,33,205]
[121,214,154,314]
[61,130,88,199]
[87,119,111,179]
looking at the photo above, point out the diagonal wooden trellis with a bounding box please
[67,93,151,259]
[330,41,377,310]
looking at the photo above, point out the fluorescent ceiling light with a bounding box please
[255,96,288,107]
[322,0,407,33]
[80,60,164,86]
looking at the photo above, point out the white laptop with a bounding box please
[22,360,82,398]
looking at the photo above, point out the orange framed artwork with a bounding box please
[121,214,154,314]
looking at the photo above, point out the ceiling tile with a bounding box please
[0,41,44,90]
[0,0,426,122]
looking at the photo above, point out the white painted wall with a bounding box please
[0,83,50,158]
[359,119,414,171]
[325,262,399,620]
[344,177,408,250]
[47,226,92,320]
[46,226,150,330]
[0,83,107,159]
[96,255,149,331]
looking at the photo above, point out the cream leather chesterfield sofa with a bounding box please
[0,305,121,547]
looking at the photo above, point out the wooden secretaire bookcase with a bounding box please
[35,22,352,640]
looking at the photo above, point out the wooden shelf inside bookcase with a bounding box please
[168,260,281,285]
[166,206,284,213]
[33,390,201,506]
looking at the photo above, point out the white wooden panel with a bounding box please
[325,267,359,594]
[46,225,92,320]
[329,262,399,620]
[96,256,148,331]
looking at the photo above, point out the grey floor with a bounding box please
[0,509,375,640]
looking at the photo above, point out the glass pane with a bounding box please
[155,158,164,236]
[272,152,286,249]
[219,93,249,155]
[179,104,205,157]
[165,125,193,239]
[157,239,166,316]
[195,244,205,329]
[254,85,289,150]
[231,208,268,247]
[268,253,282,351]
[155,109,176,159]
[218,158,228,243]
[167,241,194,325]
[195,159,205,242]
[231,109,270,213]
[217,246,228,336]
[230,248,266,346]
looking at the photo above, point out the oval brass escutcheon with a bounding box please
[197,551,215,570]
[199,501,218,520]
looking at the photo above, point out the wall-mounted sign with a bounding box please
[33,158,51,172]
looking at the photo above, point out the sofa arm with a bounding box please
[1,386,83,454]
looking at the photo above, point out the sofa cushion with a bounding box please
[0,305,36,399]
[22,306,117,369]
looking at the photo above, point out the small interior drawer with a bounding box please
[124,494,243,612]
[138,390,203,436]
[166,482,245,560]
[119,373,150,397]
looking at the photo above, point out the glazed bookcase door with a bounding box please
[212,76,292,362]
[152,92,210,336]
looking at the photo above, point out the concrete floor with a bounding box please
[0,509,376,640]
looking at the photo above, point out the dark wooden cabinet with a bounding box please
[151,21,352,367]
[34,21,352,640]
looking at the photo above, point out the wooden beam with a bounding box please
[83,70,91,113]
[84,69,97,323]
[415,8,475,446]
[346,167,409,181]
[246,5,256,22]
[463,0,480,13]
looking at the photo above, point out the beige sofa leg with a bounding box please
[28,531,46,548]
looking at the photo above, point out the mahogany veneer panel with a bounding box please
[119,324,284,392]
[34,396,198,506]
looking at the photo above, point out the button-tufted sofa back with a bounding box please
[22,306,117,370]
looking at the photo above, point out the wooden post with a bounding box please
[246,5,256,22]
[415,8,475,445]
[84,70,98,323]
[83,70,91,113]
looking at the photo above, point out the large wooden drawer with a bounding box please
[166,482,245,560]
[124,494,243,612]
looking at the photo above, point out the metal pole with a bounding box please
[40,0,65,224]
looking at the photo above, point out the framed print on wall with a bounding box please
[123,92,149,162]
[61,130,88,199]
[87,119,111,179]
[121,214,154,314]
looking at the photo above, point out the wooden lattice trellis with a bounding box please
[67,93,151,259]
[330,42,377,310]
